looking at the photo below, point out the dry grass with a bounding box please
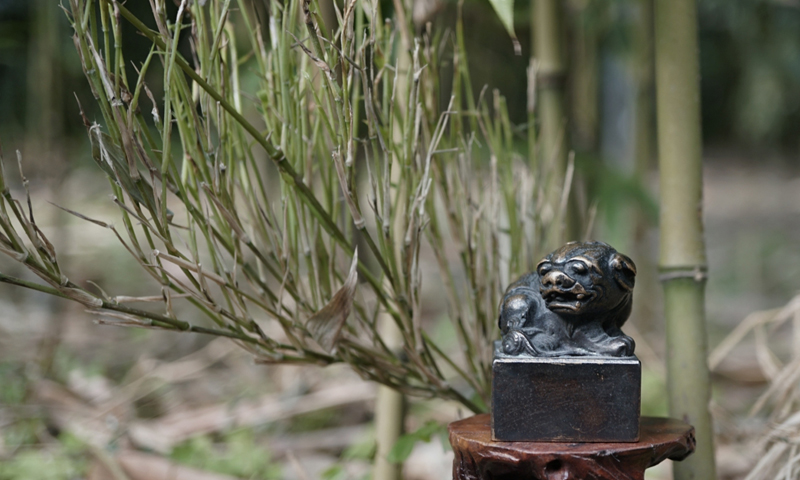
[0,0,571,413]
[710,293,800,479]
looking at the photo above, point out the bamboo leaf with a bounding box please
[387,421,445,463]
[48,202,111,229]
[487,0,518,52]
[306,249,358,353]
[386,435,416,464]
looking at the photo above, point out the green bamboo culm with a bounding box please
[633,0,655,181]
[630,0,657,328]
[568,3,600,153]
[533,0,573,248]
[653,1,717,479]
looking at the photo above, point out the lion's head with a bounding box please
[535,241,637,319]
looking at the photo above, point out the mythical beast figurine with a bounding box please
[498,241,637,357]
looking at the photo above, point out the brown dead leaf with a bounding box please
[306,249,358,354]
[33,379,129,447]
[86,446,131,480]
[87,461,123,480]
[127,381,375,452]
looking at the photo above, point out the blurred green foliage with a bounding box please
[170,429,283,479]
[443,0,800,154]
[386,420,448,464]
[1,0,798,177]
[0,0,791,160]
[0,434,88,480]
[641,368,668,417]
[0,362,42,454]
[0,363,26,405]
[699,0,800,147]
[321,435,376,480]
[287,408,345,433]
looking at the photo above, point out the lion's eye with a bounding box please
[538,264,551,276]
[571,262,587,274]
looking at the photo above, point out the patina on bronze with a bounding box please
[492,241,642,442]
[498,241,637,357]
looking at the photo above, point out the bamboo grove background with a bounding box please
[0,0,800,479]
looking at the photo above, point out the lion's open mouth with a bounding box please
[541,286,593,312]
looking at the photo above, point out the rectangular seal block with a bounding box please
[491,341,641,442]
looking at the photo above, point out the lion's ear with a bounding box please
[609,253,637,291]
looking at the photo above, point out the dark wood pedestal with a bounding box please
[449,414,695,480]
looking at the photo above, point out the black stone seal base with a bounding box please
[491,341,641,443]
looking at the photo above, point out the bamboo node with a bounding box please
[658,267,707,283]
[536,71,567,89]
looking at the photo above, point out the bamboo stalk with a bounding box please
[568,2,599,153]
[26,0,63,171]
[533,0,574,247]
[26,0,67,375]
[373,315,404,480]
[633,0,655,182]
[653,1,717,478]
[372,16,413,475]
[631,0,658,332]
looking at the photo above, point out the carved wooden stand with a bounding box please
[449,414,695,480]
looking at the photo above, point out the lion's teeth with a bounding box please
[577,294,585,299]
[575,302,581,308]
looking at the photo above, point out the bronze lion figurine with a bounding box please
[498,241,637,357]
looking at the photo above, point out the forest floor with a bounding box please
[0,153,798,480]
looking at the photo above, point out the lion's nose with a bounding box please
[541,271,575,289]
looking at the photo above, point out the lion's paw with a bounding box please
[603,335,635,357]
